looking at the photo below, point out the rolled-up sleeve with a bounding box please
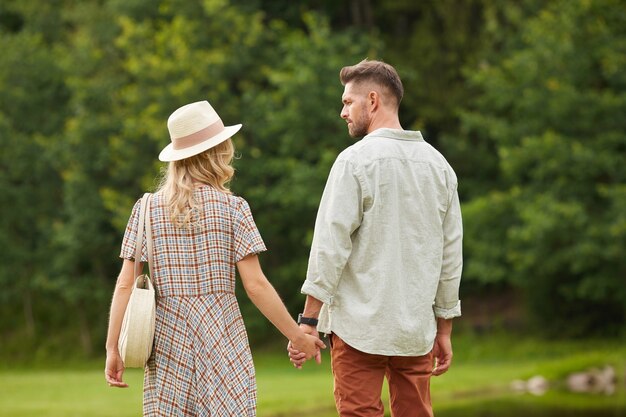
[302,159,365,304]
[434,186,463,319]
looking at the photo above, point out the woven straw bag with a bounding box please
[118,193,156,368]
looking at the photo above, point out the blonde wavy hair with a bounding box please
[157,139,235,228]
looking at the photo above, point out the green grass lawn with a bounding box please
[1,334,624,417]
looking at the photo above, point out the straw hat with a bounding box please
[159,100,242,162]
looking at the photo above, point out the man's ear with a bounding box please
[368,91,379,112]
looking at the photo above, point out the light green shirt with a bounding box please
[302,128,463,356]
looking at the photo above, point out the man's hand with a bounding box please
[432,332,453,376]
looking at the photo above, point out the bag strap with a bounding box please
[145,194,154,277]
[133,193,153,279]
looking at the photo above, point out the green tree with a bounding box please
[461,0,626,335]
[0,0,71,357]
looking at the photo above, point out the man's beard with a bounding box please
[348,108,369,138]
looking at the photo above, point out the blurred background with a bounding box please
[0,0,624,416]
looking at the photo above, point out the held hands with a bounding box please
[287,325,323,369]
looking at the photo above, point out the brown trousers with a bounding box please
[330,334,434,417]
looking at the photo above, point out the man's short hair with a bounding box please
[339,59,404,108]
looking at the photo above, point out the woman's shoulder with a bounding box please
[192,185,251,209]
[229,194,250,211]
[226,192,254,215]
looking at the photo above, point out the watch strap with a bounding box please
[297,313,318,326]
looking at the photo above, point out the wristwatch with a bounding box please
[297,313,318,327]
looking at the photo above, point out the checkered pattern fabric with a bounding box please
[120,186,266,416]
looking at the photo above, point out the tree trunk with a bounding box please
[22,287,35,338]
[77,304,93,355]
[351,0,374,28]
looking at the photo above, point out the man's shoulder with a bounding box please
[336,132,458,183]
[336,135,383,162]
[335,140,365,164]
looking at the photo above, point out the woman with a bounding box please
[104,100,325,416]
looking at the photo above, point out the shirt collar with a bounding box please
[365,128,424,142]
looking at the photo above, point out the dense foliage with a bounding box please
[458,0,626,335]
[0,0,623,359]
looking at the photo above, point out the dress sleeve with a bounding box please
[232,197,267,262]
[119,198,148,262]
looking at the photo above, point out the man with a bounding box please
[288,59,463,417]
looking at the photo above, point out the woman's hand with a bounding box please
[290,331,326,363]
[104,259,135,388]
[105,350,129,388]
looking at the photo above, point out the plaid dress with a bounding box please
[120,185,266,417]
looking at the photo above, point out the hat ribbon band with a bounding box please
[172,119,225,150]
